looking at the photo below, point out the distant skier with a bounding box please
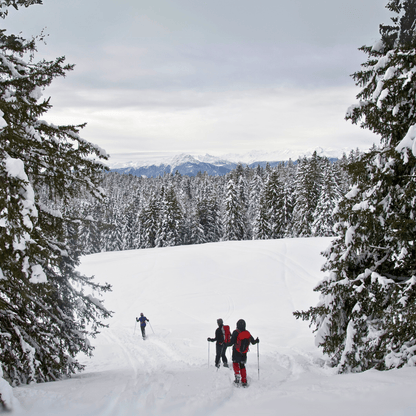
[226,319,259,387]
[207,318,230,368]
[136,313,149,339]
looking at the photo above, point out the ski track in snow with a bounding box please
[11,238,416,416]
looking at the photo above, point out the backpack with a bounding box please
[222,325,231,343]
[235,330,251,353]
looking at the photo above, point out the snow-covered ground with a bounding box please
[10,238,416,415]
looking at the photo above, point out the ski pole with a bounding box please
[208,341,210,368]
[257,343,260,380]
[134,319,137,335]
[149,322,155,335]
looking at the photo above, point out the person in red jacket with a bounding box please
[207,318,229,368]
[226,319,259,387]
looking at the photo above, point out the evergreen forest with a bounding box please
[57,151,359,255]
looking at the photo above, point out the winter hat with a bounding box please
[237,319,246,331]
[217,318,223,326]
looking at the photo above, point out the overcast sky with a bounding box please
[4,0,392,163]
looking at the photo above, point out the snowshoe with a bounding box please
[242,382,248,388]
[223,362,229,368]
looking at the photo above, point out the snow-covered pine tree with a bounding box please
[204,192,222,242]
[253,193,271,240]
[294,0,416,372]
[223,177,245,241]
[248,165,264,238]
[0,1,111,386]
[108,210,124,252]
[264,168,286,239]
[311,157,342,237]
[237,174,251,239]
[87,203,104,254]
[281,159,296,237]
[188,202,206,245]
[291,158,309,237]
[139,194,160,248]
[123,198,140,250]
[156,186,184,247]
[333,153,351,195]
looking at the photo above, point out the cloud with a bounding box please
[57,41,367,95]
[46,85,378,158]
[4,0,388,159]
[6,0,391,92]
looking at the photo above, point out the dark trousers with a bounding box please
[215,343,228,366]
[141,326,146,338]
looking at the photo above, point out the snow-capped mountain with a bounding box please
[110,153,236,178]
[109,147,347,178]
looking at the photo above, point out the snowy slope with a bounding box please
[11,238,416,416]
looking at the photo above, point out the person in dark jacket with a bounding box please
[207,318,229,368]
[136,313,149,339]
[226,319,259,387]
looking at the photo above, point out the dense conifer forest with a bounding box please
[55,150,360,255]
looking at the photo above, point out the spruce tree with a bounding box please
[248,165,264,238]
[204,192,222,243]
[139,194,160,249]
[188,203,206,245]
[0,0,111,387]
[156,186,184,247]
[333,153,352,195]
[237,175,250,239]
[311,158,341,237]
[223,177,245,241]
[108,211,124,252]
[294,0,416,372]
[282,160,296,237]
[264,169,285,239]
[292,157,313,237]
[123,200,140,250]
[253,193,271,240]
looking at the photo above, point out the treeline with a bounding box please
[55,150,360,255]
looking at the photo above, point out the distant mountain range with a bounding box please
[109,148,345,178]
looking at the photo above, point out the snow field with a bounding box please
[11,238,416,416]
